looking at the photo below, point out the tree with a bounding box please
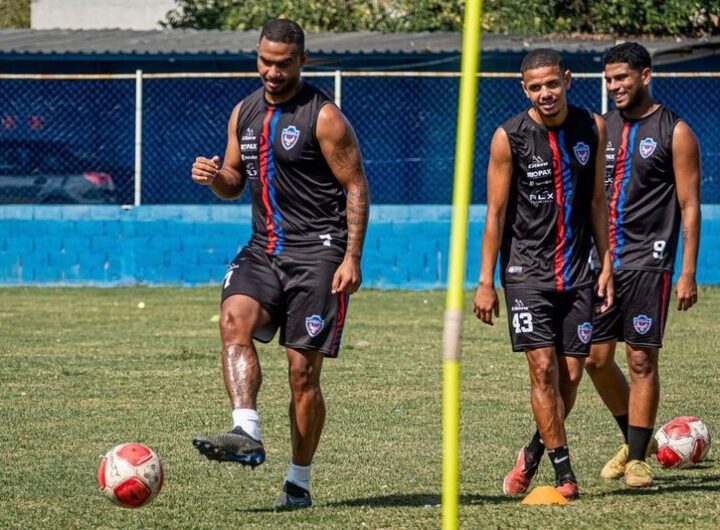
[0,0,31,28]
[161,0,720,36]
[590,0,720,36]
[161,0,464,32]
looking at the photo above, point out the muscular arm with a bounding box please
[590,114,614,310]
[473,127,513,325]
[191,102,246,200]
[673,121,701,310]
[317,103,370,293]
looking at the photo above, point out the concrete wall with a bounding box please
[1,205,719,288]
[31,0,175,30]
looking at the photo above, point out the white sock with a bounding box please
[285,462,312,492]
[231,408,261,441]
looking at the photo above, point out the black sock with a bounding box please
[628,426,654,461]
[527,430,545,461]
[613,414,629,443]
[547,445,573,479]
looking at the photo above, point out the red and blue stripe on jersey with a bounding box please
[609,121,639,268]
[259,106,286,255]
[547,130,574,292]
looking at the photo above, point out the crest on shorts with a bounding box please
[639,137,657,159]
[633,314,653,334]
[577,322,593,344]
[305,314,325,337]
[573,142,590,166]
[281,125,301,150]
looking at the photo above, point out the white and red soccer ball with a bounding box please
[654,416,711,469]
[98,443,164,508]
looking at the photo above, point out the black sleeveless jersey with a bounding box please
[500,106,599,291]
[603,106,682,272]
[236,82,347,257]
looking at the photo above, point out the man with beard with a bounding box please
[473,49,614,500]
[190,18,370,510]
[585,42,701,488]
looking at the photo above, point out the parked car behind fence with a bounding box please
[0,139,124,204]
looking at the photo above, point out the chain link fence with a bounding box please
[0,76,135,204]
[1,71,718,205]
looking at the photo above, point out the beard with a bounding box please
[614,89,643,111]
[263,76,299,97]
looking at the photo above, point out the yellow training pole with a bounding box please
[442,1,483,529]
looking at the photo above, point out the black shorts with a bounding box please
[503,284,594,356]
[592,269,672,348]
[221,245,349,358]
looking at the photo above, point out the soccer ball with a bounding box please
[98,443,164,508]
[654,416,712,469]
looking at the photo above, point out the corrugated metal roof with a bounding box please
[0,28,717,56]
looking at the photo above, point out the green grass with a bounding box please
[1,286,719,529]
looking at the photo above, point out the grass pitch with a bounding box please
[1,286,719,529]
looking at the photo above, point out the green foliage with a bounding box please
[591,0,720,36]
[161,0,464,32]
[0,0,30,28]
[161,0,720,36]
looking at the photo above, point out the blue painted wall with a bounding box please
[1,205,719,288]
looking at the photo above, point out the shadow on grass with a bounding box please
[238,492,516,512]
[594,471,720,498]
[325,492,516,508]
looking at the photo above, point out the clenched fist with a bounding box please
[191,155,222,185]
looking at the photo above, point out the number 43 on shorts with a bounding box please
[512,312,534,334]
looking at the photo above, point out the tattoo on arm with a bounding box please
[346,185,369,259]
[330,129,370,259]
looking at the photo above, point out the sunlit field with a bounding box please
[2,287,719,529]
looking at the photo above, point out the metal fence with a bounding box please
[1,71,719,205]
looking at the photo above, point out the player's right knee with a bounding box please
[528,359,557,387]
[586,342,615,370]
[564,368,584,389]
[584,356,602,373]
[585,349,614,372]
[219,309,259,339]
[626,355,657,379]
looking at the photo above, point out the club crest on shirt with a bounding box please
[577,322,593,344]
[633,314,653,334]
[281,125,301,150]
[639,137,657,159]
[573,142,590,166]
[305,314,325,337]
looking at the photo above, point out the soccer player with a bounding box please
[585,42,701,488]
[473,49,613,500]
[189,18,370,510]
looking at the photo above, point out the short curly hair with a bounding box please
[259,18,304,51]
[520,49,565,74]
[603,42,651,71]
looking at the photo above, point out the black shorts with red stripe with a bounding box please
[592,269,672,348]
[503,284,595,356]
[221,244,349,357]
